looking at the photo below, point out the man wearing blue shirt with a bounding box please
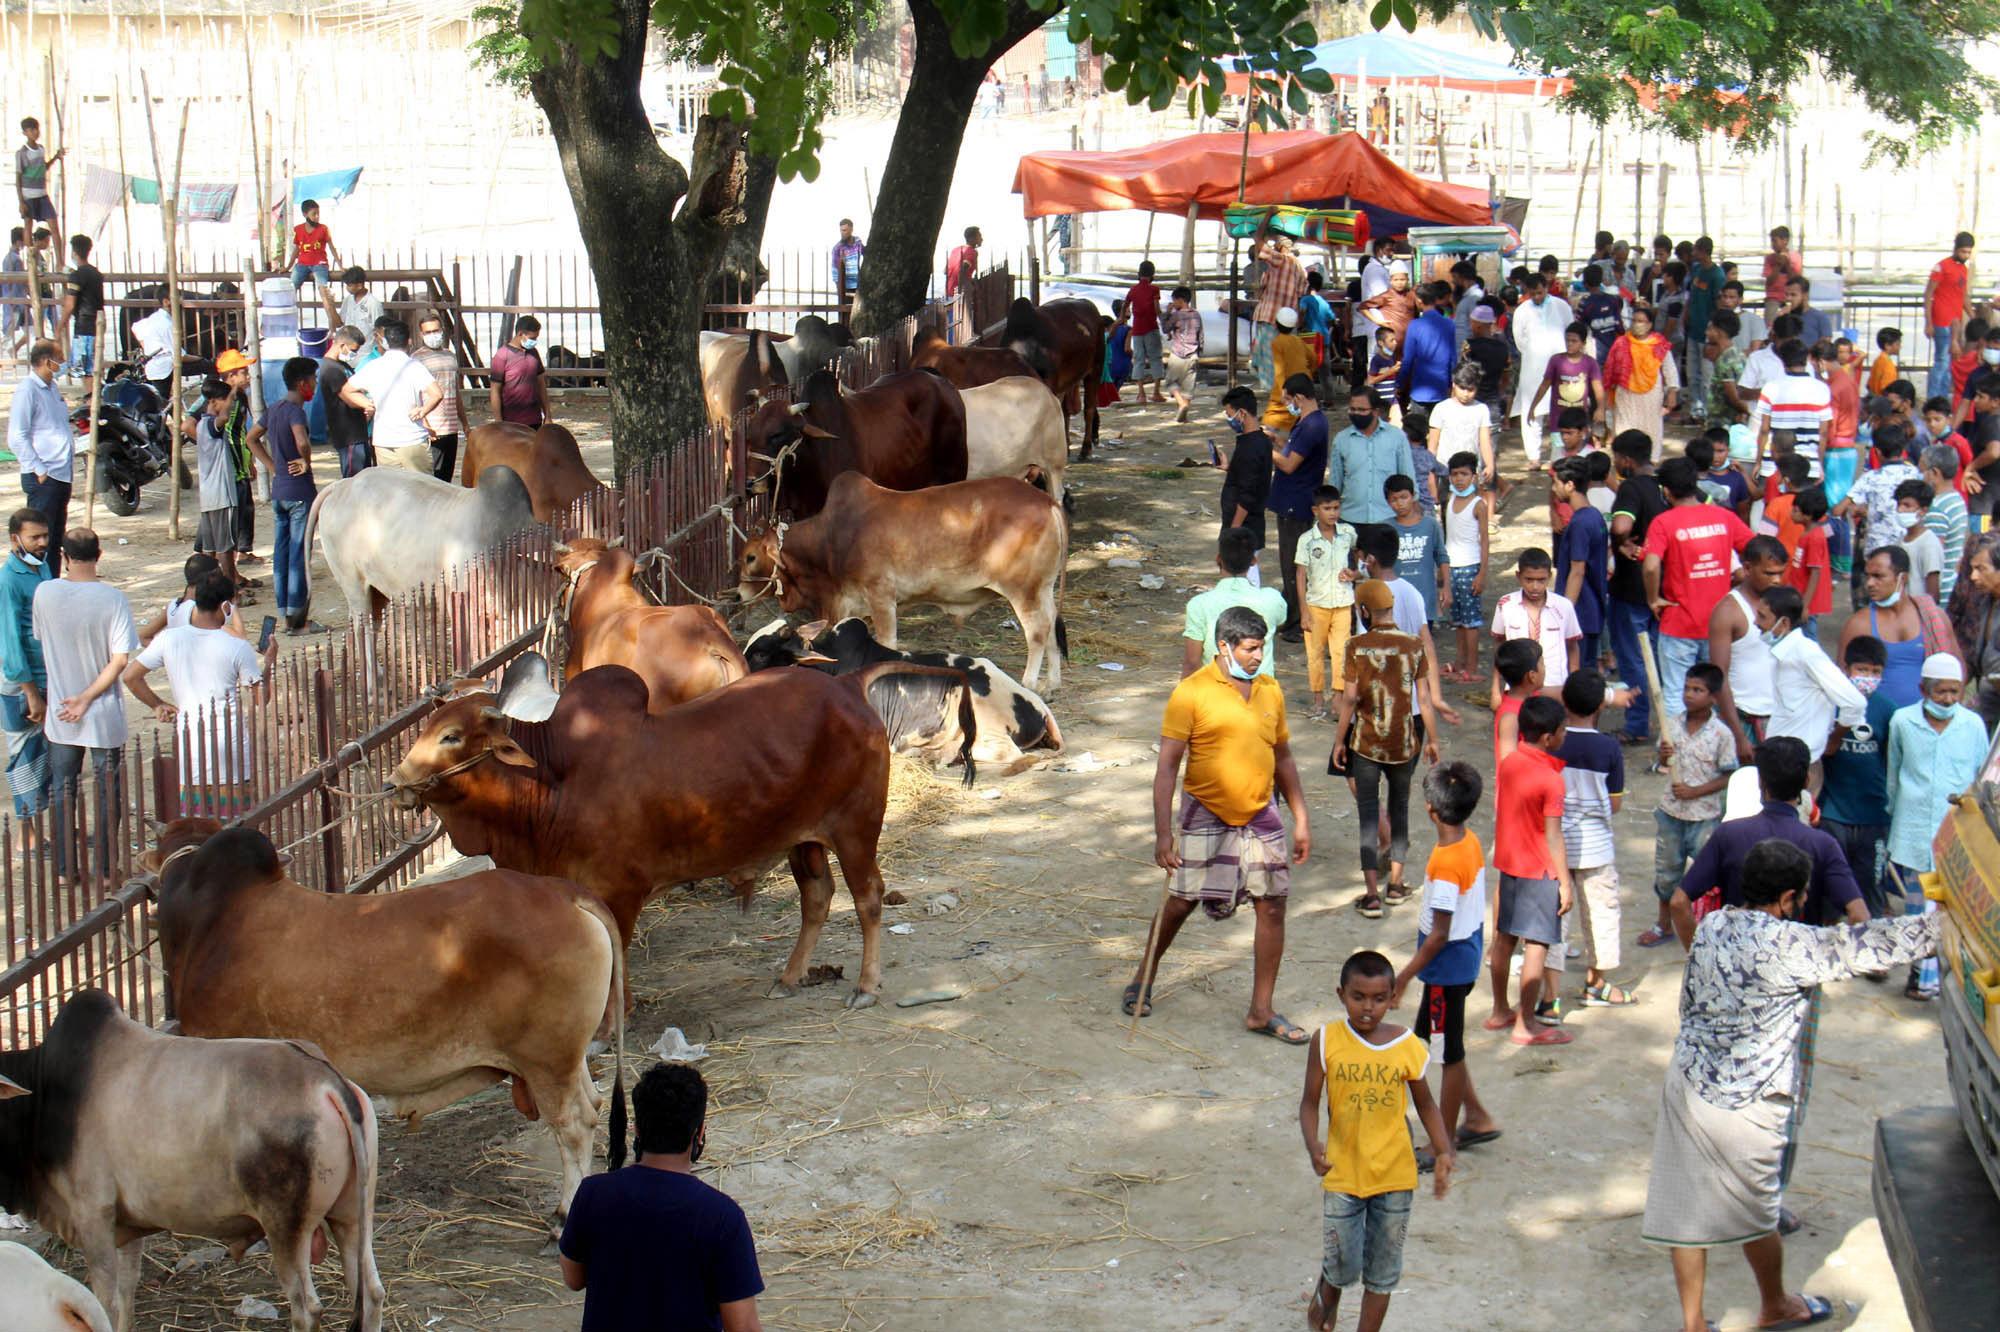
[1327,385,1414,543]
[6,340,73,574]
[1267,374,1331,641]
[1397,281,1459,418]
[0,507,52,837]
[1884,654,1987,999]
[1817,637,1895,919]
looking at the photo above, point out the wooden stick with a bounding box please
[141,75,190,539]
[243,19,266,267]
[1636,633,1678,782]
[1127,867,1174,1043]
[84,308,104,531]
[113,79,134,271]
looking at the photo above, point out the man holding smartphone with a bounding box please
[121,570,275,813]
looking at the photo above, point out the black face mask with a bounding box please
[1350,412,1375,429]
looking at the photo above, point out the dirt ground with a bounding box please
[4,389,1947,1332]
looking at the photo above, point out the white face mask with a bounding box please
[522,338,539,351]
[16,550,41,567]
[1983,348,2000,366]
[422,332,445,350]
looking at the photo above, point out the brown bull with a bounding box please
[388,662,895,1006]
[910,328,1038,388]
[458,422,608,521]
[742,367,967,520]
[144,819,626,1236]
[552,536,746,709]
[977,297,1105,457]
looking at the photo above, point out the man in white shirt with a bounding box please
[1735,311,1799,403]
[32,528,137,880]
[1717,280,1766,353]
[323,265,386,347]
[1351,237,1396,389]
[1758,585,1863,761]
[132,289,176,401]
[123,570,272,792]
[340,321,443,472]
[7,339,74,572]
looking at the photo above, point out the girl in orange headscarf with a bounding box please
[1603,304,1680,460]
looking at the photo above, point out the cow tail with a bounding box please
[300,483,334,614]
[1055,510,1070,661]
[599,905,629,1172]
[953,676,978,787]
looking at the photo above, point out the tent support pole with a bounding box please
[1228,240,1239,388]
[1181,201,1198,289]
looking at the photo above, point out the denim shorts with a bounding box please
[1653,808,1719,902]
[1323,1189,1411,1293]
[1449,565,1483,628]
[291,262,330,289]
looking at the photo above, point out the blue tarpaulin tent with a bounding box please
[1232,31,1569,95]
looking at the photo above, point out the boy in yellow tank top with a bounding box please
[1298,950,1455,1332]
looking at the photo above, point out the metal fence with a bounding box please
[0,288,996,1048]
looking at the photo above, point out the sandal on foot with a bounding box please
[1583,982,1639,1007]
[1535,998,1564,1026]
[1510,1024,1573,1046]
[1415,1146,1436,1174]
[1355,892,1385,919]
[1480,1011,1516,1031]
[1120,981,1153,1018]
[1637,925,1673,948]
[1249,1013,1310,1044]
[1758,1294,1835,1329]
[1383,882,1414,906]
[1455,1128,1502,1148]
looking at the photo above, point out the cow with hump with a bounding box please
[458,421,607,521]
[551,535,746,708]
[736,471,1068,691]
[0,1240,112,1332]
[0,989,384,1332]
[387,655,897,1007]
[143,818,627,1237]
[742,367,968,520]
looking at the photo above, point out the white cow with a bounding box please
[0,1242,113,1332]
[960,377,1068,508]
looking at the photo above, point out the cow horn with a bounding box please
[606,536,625,550]
[0,1072,27,1098]
[788,401,809,416]
[552,539,573,556]
[479,706,507,722]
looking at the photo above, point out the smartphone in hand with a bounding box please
[257,615,278,653]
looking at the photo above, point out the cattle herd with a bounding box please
[0,297,1104,1330]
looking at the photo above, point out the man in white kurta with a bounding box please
[1509,273,1574,465]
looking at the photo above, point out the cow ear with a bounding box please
[496,653,559,722]
[0,1072,29,1098]
[490,737,538,768]
[800,423,836,440]
[136,848,164,873]
[797,619,828,644]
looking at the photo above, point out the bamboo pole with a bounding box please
[1180,199,1198,289]
[1568,136,1597,262]
[141,75,191,539]
[1695,134,1709,237]
[113,79,133,269]
[243,20,266,266]
[84,308,104,531]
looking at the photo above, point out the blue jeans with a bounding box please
[1579,629,1602,671]
[1822,819,1888,917]
[272,497,311,617]
[291,262,330,291]
[64,333,94,378]
[1658,634,1708,720]
[48,742,123,878]
[1928,325,1953,400]
[1322,1189,1411,1293]
[1608,599,1659,739]
[1654,809,1719,902]
[1887,861,1940,992]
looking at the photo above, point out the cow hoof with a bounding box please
[845,989,879,1011]
[767,978,799,999]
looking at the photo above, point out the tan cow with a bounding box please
[960,376,1068,507]
[552,536,746,709]
[735,472,1068,691]
[697,329,786,427]
[459,422,608,522]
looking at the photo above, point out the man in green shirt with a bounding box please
[1182,528,1288,678]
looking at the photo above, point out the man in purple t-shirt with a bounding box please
[246,356,323,632]
[489,315,553,429]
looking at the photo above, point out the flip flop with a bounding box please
[1637,925,1673,948]
[1456,1128,1502,1148]
[1511,1024,1573,1046]
[1758,1294,1836,1329]
[1480,1012,1516,1031]
[1120,981,1153,1018]
[1250,1014,1310,1044]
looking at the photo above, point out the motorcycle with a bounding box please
[70,362,179,517]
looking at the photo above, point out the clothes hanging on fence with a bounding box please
[77,165,127,240]
[290,167,363,208]
[127,177,238,222]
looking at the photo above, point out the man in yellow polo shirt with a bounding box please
[1124,605,1312,1042]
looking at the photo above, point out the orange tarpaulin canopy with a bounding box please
[1011,130,1492,239]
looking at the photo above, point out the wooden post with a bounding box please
[84,309,105,531]
[23,237,44,349]
[1594,125,1606,239]
[1694,135,1709,237]
[141,75,191,539]
[113,79,134,270]
[242,264,265,418]
[1798,146,1809,258]
[1141,211,1155,265]
[1227,241,1239,387]
[1180,199,1198,288]
[243,23,266,265]
[1568,136,1597,263]
[46,51,68,240]
[1655,161,1670,242]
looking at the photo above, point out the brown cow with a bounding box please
[911,327,1038,388]
[742,368,968,520]
[552,535,746,708]
[458,422,608,521]
[698,328,788,426]
[388,662,896,1006]
[736,472,1067,691]
[143,819,626,1236]
[977,297,1105,457]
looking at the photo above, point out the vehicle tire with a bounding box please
[100,465,142,517]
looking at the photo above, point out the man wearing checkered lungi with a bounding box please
[0,507,53,844]
[1122,605,1312,1043]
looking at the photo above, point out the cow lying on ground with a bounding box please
[0,1241,113,1332]
[145,820,626,1236]
[304,464,539,630]
[961,377,1068,507]
[745,617,1063,775]
[736,472,1068,691]
[698,328,786,427]
[0,990,384,1332]
[459,422,607,521]
[977,297,1105,457]
[552,536,745,707]
[388,659,897,1006]
[743,368,967,520]
[910,327,1038,388]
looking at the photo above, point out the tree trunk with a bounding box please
[710,151,777,315]
[528,0,747,474]
[850,0,1048,335]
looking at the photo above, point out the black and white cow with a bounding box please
[744,617,1064,775]
[0,990,384,1332]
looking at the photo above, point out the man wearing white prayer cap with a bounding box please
[1883,650,1985,999]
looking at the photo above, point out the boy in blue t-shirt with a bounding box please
[1392,759,1500,1164]
[1551,456,1609,666]
[1818,636,1896,920]
[1387,473,1449,627]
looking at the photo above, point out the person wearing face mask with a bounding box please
[558,1062,766,1332]
[1757,585,1865,764]
[1816,636,1897,925]
[317,325,373,477]
[1836,544,1961,708]
[1951,531,2000,728]
[1127,605,1312,1040]
[246,358,325,635]
[491,314,553,429]
[0,506,53,840]
[1645,834,1935,1332]
[1883,653,1984,1001]
[1215,386,1273,577]
[1269,374,1333,640]
[1507,272,1575,466]
[413,310,466,482]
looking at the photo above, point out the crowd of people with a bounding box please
[1144,224,1988,1331]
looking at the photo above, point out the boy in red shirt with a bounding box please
[1483,695,1573,1048]
[282,199,341,293]
[1785,485,1833,633]
[1922,396,1973,495]
[1645,457,1754,723]
[1125,259,1164,404]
